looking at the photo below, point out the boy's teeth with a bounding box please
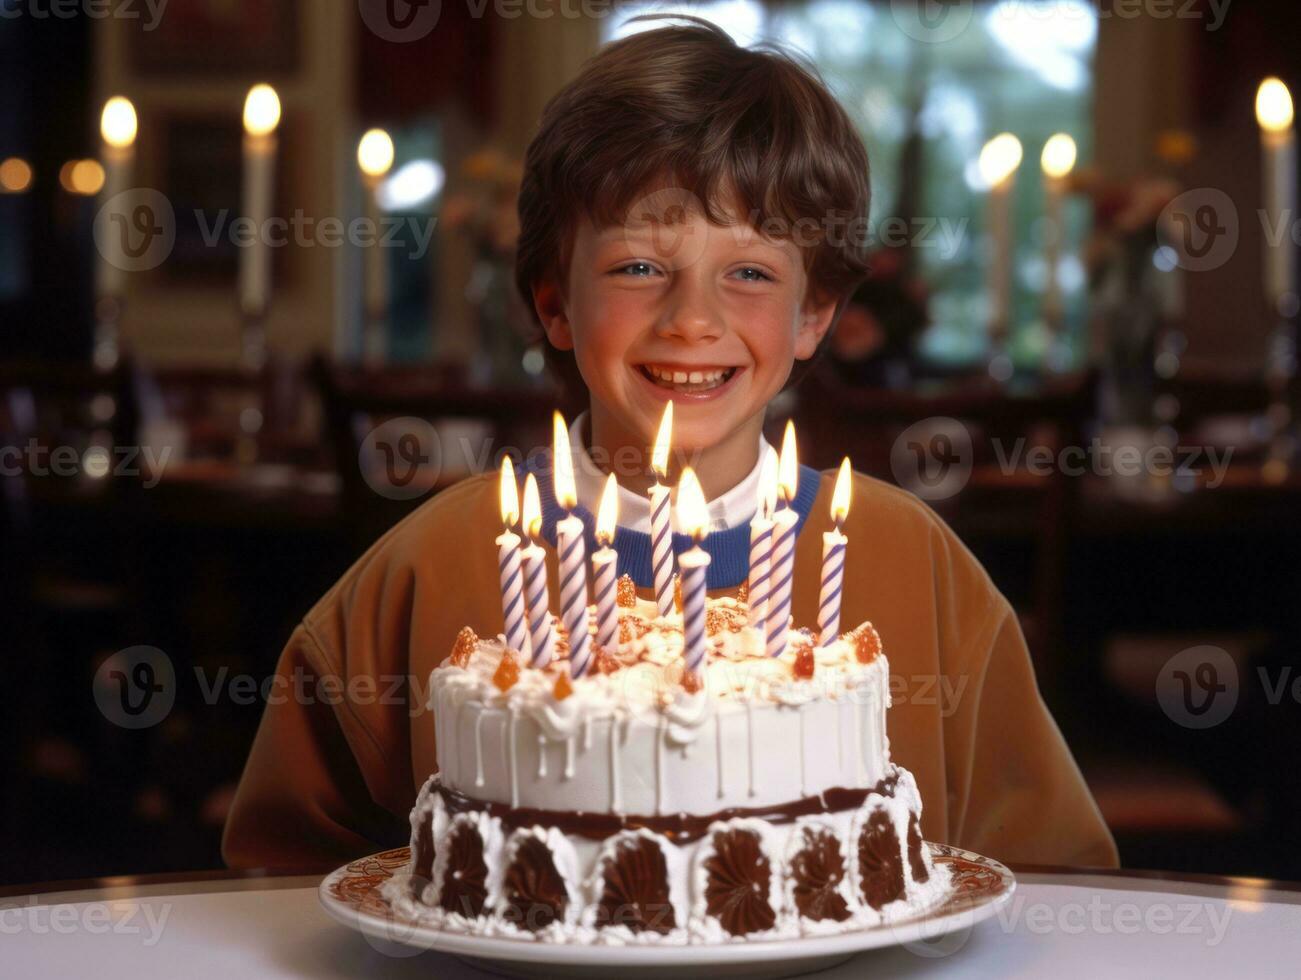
[643,365,734,392]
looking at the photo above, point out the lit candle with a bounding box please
[979,132,1024,352]
[1040,133,1077,332]
[766,421,800,659]
[553,412,593,679]
[746,448,778,629]
[357,128,394,364]
[495,458,530,659]
[1257,78,1297,312]
[592,472,621,656]
[818,459,853,647]
[96,96,138,301]
[241,84,281,320]
[648,401,677,618]
[520,472,554,669]
[676,467,711,677]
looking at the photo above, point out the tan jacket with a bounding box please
[223,469,1118,871]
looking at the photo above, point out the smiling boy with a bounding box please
[225,18,1117,871]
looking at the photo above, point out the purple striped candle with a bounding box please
[766,421,800,658]
[676,468,711,677]
[557,512,592,678]
[520,472,554,669]
[746,449,778,629]
[818,459,853,646]
[650,401,676,618]
[592,473,620,654]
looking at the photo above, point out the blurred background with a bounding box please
[2,0,1299,886]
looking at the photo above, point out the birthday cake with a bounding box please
[386,581,950,943]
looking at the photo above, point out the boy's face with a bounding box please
[533,191,838,461]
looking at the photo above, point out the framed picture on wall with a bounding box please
[129,0,300,77]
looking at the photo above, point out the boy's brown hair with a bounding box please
[514,15,872,399]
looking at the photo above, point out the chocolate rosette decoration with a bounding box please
[502,836,568,931]
[597,835,676,935]
[907,813,930,883]
[704,828,776,936]
[857,809,905,910]
[410,808,435,900]
[789,827,851,922]
[437,821,489,919]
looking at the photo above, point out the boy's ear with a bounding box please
[793,289,840,360]
[531,279,574,351]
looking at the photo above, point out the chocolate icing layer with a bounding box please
[434,772,901,844]
[907,813,929,883]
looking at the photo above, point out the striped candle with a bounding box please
[765,504,798,658]
[746,448,778,629]
[557,512,592,678]
[496,530,530,657]
[495,459,530,658]
[766,421,800,659]
[676,468,711,677]
[650,401,676,618]
[521,473,554,669]
[592,473,620,654]
[817,459,854,646]
[552,411,592,678]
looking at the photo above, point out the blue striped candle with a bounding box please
[650,402,676,618]
[592,472,620,655]
[676,467,711,677]
[520,472,554,669]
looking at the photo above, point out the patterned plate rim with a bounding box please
[318,841,1015,964]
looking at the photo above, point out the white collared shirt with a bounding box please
[568,411,773,534]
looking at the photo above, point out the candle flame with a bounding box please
[499,457,519,526]
[757,446,779,519]
[1257,77,1295,133]
[1041,133,1077,180]
[677,466,709,542]
[597,472,619,545]
[652,400,673,479]
[100,97,137,150]
[778,420,799,503]
[522,472,543,541]
[358,128,395,179]
[831,457,852,525]
[552,411,577,509]
[978,132,1023,188]
[243,84,282,138]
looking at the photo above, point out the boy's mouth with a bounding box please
[636,363,739,394]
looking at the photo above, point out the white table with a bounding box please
[4,869,1299,978]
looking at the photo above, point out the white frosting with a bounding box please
[431,597,891,816]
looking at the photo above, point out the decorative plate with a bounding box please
[319,843,1014,979]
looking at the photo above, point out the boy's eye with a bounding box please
[614,261,659,278]
[732,267,772,282]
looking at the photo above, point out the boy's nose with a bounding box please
[654,284,725,344]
